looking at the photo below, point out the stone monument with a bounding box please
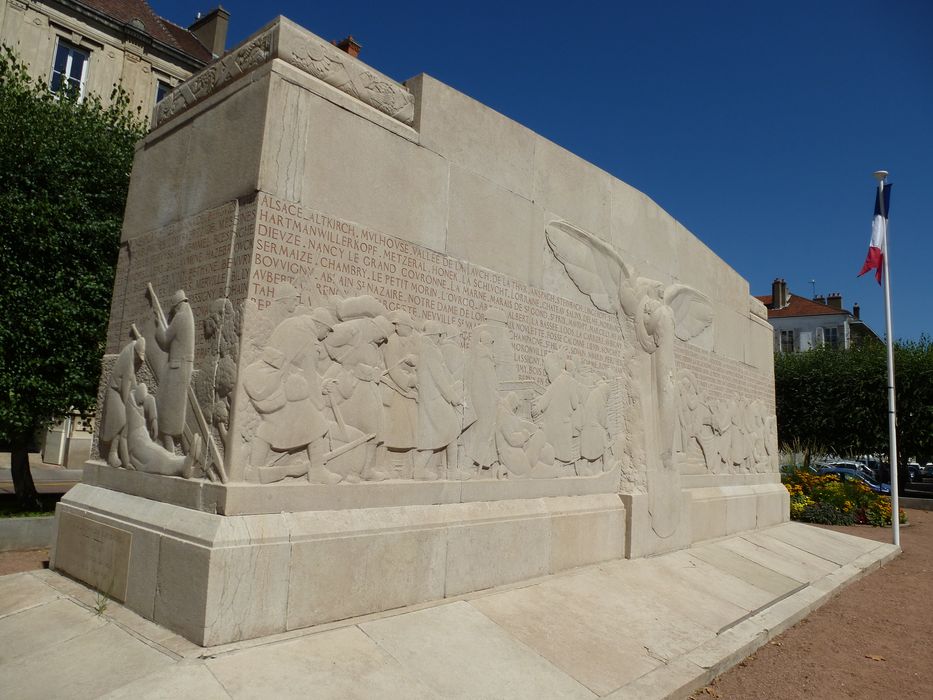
[50,16,785,646]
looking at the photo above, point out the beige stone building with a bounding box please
[0,0,227,121]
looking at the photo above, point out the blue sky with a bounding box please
[155,1,932,341]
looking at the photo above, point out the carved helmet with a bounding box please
[170,289,188,307]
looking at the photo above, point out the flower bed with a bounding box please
[783,468,906,527]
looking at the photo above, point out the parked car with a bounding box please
[907,462,921,482]
[816,466,891,494]
[855,458,880,481]
[924,463,933,479]
[824,460,877,482]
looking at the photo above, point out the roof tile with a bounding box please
[77,0,211,63]
[753,293,850,319]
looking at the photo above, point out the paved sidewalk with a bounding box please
[0,521,897,699]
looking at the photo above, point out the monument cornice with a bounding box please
[153,16,415,129]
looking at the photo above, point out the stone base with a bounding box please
[50,484,625,646]
[9,521,899,698]
[81,460,623,515]
[621,482,789,558]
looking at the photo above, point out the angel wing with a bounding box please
[545,221,632,314]
[664,284,713,342]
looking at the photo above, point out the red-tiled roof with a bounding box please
[160,18,213,63]
[754,293,851,319]
[77,0,212,63]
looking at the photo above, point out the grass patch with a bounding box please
[0,494,60,518]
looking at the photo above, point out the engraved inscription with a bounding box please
[108,201,248,365]
[249,195,625,386]
[55,512,131,602]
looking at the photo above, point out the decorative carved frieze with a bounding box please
[153,19,414,129]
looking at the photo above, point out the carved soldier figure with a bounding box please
[154,290,195,452]
[414,321,463,480]
[380,310,419,454]
[579,377,611,475]
[323,315,390,481]
[203,298,239,446]
[100,336,146,468]
[269,282,301,325]
[470,307,518,382]
[462,331,499,472]
[533,352,579,464]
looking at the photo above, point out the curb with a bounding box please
[0,516,55,552]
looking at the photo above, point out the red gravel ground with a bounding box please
[2,514,930,699]
[695,508,933,699]
[0,547,48,576]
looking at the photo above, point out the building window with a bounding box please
[155,80,172,104]
[50,39,89,98]
[780,329,795,353]
[825,326,840,349]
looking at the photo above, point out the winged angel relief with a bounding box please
[545,221,713,538]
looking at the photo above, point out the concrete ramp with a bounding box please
[0,522,897,699]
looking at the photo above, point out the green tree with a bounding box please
[0,47,145,508]
[775,336,933,464]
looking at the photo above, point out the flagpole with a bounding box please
[874,169,900,547]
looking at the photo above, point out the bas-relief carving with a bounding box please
[100,336,146,469]
[99,286,234,482]
[152,290,195,452]
[200,298,240,454]
[236,291,620,485]
[154,28,274,126]
[101,196,629,488]
[674,371,777,475]
[284,35,414,125]
[153,20,415,128]
[545,220,715,538]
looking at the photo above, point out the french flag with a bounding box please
[858,183,891,284]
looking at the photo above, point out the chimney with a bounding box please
[814,294,826,305]
[333,36,361,58]
[827,292,843,310]
[189,7,230,58]
[853,303,860,320]
[771,278,788,309]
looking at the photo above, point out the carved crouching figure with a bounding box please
[125,383,199,477]
[100,337,146,468]
[243,342,340,485]
[495,392,559,479]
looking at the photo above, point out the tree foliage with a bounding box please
[775,336,933,463]
[0,46,145,504]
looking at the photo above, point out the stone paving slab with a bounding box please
[98,664,232,700]
[360,602,595,698]
[207,625,438,699]
[0,598,105,665]
[0,522,899,699]
[0,621,175,699]
[0,571,61,617]
[470,566,713,695]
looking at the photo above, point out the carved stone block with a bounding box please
[54,14,781,648]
